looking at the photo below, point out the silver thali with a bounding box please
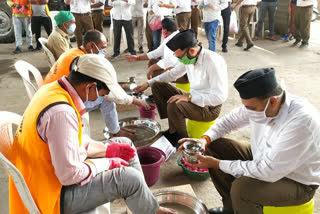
[153,190,208,214]
[119,117,161,147]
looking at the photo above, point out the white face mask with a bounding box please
[245,92,284,124]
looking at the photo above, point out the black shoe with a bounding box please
[28,45,34,52]
[235,42,243,47]
[299,42,308,49]
[161,130,183,149]
[291,40,300,47]
[123,48,129,53]
[111,53,120,59]
[13,47,22,54]
[222,47,228,53]
[130,50,137,56]
[209,207,234,214]
[34,46,42,51]
[244,43,254,51]
[139,47,144,53]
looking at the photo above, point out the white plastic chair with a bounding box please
[38,37,56,68]
[109,8,127,46]
[14,60,43,100]
[249,7,259,38]
[0,111,41,214]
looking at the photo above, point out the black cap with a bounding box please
[166,29,196,51]
[234,68,278,99]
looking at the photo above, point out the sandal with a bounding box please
[266,36,277,41]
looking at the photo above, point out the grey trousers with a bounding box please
[151,82,221,137]
[205,138,317,214]
[62,137,159,214]
[132,16,144,49]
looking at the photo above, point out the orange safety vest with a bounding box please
[43,48,87,85]
[12,0,31,16]
[9,81,82,214]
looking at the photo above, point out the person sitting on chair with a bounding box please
[134,29,228,147]
[47,10,75,60]
[179,68,320,214]
[44,30,149,141]
[9,54,177,214]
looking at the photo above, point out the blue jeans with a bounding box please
[152,28,161,50]
[204,19,219,52]
[255,1,277,37]
[12,16,33,48]
[85,96,120,134]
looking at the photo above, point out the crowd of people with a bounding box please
[8,0,317,55]
[6,0,320,214]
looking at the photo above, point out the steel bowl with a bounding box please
[153,190,208,214]
[118,117,161,147]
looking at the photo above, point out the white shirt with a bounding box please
[147,30,180,69]
[148,0,177,18]
[67,0,92,13]
[241,0,258,5]
[204,93,320,185]
[296,0,314,7]
[148,48,228,107]
[91,0,105,10]
[175,0,192,14]
[108,0,136,20]
[191,0,200,6]
[131,0,144,17]
[200,0,228,22]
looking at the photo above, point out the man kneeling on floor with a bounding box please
[179,68,320,214]
[9,54,176,214]
[134,29,228,147]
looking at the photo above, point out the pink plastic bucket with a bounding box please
[137,147,165,186]
[138,104,156,120]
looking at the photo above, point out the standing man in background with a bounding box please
[200,0,228,52]
[30,0,52,51]
[7,0,34,53]
[233,0,257,51]
[132,0,145,53]
[291,0,315,48]
[191,0,200,39]
[220,0,231,52]
[109,0,136,58]
[175,0,192,31]
[65,0,94,47]
[253,0,278,41]
[91,0,105,32]
[144,0,154,52]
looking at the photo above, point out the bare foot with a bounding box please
[156,206,178,214]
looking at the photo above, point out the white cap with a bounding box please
[75,54,133,104]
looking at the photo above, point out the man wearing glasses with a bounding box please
[134,29,228,146]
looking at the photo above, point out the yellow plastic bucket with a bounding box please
[187,120,214,139]
[263,199,314,214]
[176,83,190,93]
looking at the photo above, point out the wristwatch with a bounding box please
[187,93,192,102]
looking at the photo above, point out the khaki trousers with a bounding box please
[237,6,255,45]
[191,7,200,39]
[176,12,192,31]
[151,82,221,137]
[145,12,153,50]
[294,6,313,44]
[132,16,144,49]
[205,138,317,214]
[73,13,94,47]
[92,10,104,33]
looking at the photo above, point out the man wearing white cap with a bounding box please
[9,54,176,214]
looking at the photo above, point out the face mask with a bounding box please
[66,23,76,36]
[178,55,197,65]
[162,29,168,38]
[93,43,106,56]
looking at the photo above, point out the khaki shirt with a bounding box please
[47,27,71,60]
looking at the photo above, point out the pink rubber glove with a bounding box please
[108,158,129,170]
[105,142,136,162]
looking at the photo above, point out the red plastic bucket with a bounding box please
[137,147,164,186]
[138,104,156,120]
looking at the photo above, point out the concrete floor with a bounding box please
[1,21,320,214]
